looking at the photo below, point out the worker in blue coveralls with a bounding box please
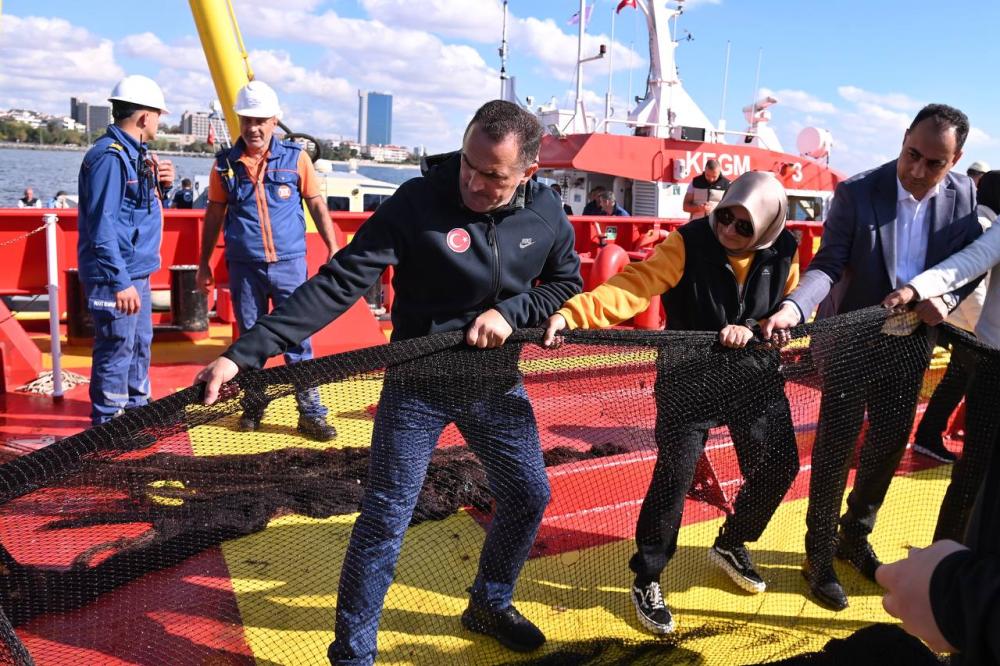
[195,80,338,441]
[77,75,174,426]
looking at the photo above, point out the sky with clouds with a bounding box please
[2,0,999,176]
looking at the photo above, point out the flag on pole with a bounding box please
[616,0,637,13]
[207,122,216,146]
[567,3,594,26]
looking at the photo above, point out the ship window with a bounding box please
[327,196,350,212]
[363,194,391,211]
[788,195,822,221]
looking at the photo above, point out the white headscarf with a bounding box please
[709,171,788,251]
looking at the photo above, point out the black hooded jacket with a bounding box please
[222,152,583,370]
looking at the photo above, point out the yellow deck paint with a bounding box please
[171,338,950,664]
[208,425,946,664]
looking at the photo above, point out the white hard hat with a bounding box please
[968,161,991,174]
[233,80,282,119]
[108,75,169,113]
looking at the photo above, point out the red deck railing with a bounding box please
[0,208,826,317]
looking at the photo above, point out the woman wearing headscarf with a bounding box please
[543,171,801,635]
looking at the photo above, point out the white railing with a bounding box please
[43,213,63,399]
[596,117,760,142]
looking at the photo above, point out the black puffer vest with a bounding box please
[663,217,798,331]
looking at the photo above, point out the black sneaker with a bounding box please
[461,601,545,653]
[802,559,848,611]
[912,438,958,463]
[297,415,337,442]
[709,542,767,593]
[835,535,882,582]
[630,580,674,635]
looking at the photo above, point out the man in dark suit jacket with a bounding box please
[762,104,983,611]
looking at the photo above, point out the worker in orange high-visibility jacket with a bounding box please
[195,80,338,441]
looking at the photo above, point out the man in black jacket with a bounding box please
[196,100,582,665]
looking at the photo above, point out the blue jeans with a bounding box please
[228,258,326,419]
[328,375,551,665]
[86,277,152,426]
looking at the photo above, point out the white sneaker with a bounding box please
[709,543,767,593]
[630,580,675,634]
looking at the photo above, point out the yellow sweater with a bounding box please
[558,231,800,329]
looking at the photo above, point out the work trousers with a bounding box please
[935,350,1000,542]
[804,332,932,564]
[328,373,551,665]
[630,348,800,582]
[86,277,152,426]
[228,258,326,419]
[915,340,976,449]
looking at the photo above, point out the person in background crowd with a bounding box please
[597,190,630,217]
[883,168,1000,544]
[683,159,731,218]
[551,183,574,216]
[77,75,174,426]
[171,178,195,209]
[967,160,990,187]
[582,185,606,215]
[544,171,800,635]
[761,103,982,611]
[195,80,337,442]
[195,99,582,664]
[46,191,70,208]
[910,171,1000,465]
[17,187,41,208]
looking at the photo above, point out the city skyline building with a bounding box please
[70,97,111,137]
[180,110,211,140]
[357,90,392,146]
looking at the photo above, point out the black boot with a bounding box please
[835,534,882,582]
[802,559,848,611]
[297,415,337,441]
[237,411,262,432]
[461,601,545,653]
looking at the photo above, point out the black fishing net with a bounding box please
[0,306,995,665]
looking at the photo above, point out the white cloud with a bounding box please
[359,0,504,41]
[235,0,323,11]
[351,0,645,85]
[0,15,124,114]
[759,87,836,115]
[118,33,207,73]
[251,50,354,101]
[231,2,501,149]
[755,84,918,175]
[206,1,643,151]
[836,86,920,112]
[153,68,217,116]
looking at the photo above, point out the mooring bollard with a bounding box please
[169,265,208,332]
[64,268,94,341]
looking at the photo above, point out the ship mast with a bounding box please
[499,0,511,101]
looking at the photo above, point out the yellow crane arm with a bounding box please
[188,0,253,142]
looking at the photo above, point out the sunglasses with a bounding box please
[715,208,754,238]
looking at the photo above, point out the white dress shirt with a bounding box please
[909,218,1000,348]
[895,177,939,287]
